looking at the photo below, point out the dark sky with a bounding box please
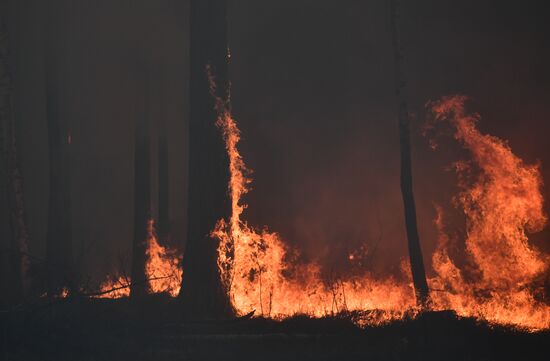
[3,0,550,282]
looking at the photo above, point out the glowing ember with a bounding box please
[426,95,550,331]
[97,219,182,298]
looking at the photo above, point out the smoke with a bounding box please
[6,0,550,288]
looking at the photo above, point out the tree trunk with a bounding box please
[130,67,151,300]
[0,18,29,305]
[178,0,233,319]
[390,0,430,306]
[0,57,8,307]
[44,21,73,295]
[157,76,170,243]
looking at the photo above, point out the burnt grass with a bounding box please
[1,294,548,361]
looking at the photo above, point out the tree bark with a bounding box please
[390,0,430,306]
[130,67,151,300]
[44,19,73,295]
[157,76,170,243]
[0,18,29,305]
[178,0,233,319]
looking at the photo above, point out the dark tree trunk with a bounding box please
[0,58,7,307]
[44,9,73,296]
[390,0,430,306]
[0,19,29,305]
[130,67,151,300]
[178,0,233,319]
[157,77,170,243]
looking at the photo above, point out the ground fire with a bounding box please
[97,219,182,298]
[3,2,549,359]
[88,93,550,332]
[211,93,550,331]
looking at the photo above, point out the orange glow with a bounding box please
[93,89,549,332]
[145,219,183,296]
[426,95,550,331]
[211,79,415,324]
[212,89,549,330]
[97,275,131,299]
[97,219,182,298]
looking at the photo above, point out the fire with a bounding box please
[426,95,550,331]
[145,219,183,296]
[97,275,131,299]
[212,89,550,330]
[97,219,182,298]
[93,88,549,331]
[211,82,415,324]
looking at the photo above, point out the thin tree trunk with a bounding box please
[0,18,29,305]
[157,75,170,242]
[0,61,8,307]
[44,23,73,295]
[130,67,151,300]
[178,0,233,319]
[390,0,430,306]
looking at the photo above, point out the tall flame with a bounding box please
[426,95,550,331]
[93,91,549,331]
[212,82,415,324]
[213,90,550,330]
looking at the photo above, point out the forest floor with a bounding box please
[1,295,548,361]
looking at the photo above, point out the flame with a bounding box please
[212,83,414,324]
[92,83,549,332]
[97,275,131,299]
[97,219,182,298]
[426,95,550,331]
[213,90,549,330]
[145,219,183,296]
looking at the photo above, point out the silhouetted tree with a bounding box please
[157,75,170,243]
[0,18,29,305]
[390,0,430,306]
[178,0,233,318]
[130,66,151,300]
[44,10,73,295]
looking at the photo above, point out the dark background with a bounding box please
[2,0,550,283]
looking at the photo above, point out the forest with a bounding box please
[1,0,549,360]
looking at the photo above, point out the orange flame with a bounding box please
[426,95,550,331]
[212,90,549,330]
[95,88,549,332]
[145,219,183,296]
[97,275,131,299]
[97,219,182,298]
[211,82,415,324]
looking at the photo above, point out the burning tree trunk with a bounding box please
[45,24,73,296]
[178,0,233,318]
[390,0,430,306]
[130,67,151,300]
[0,18,29,305]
